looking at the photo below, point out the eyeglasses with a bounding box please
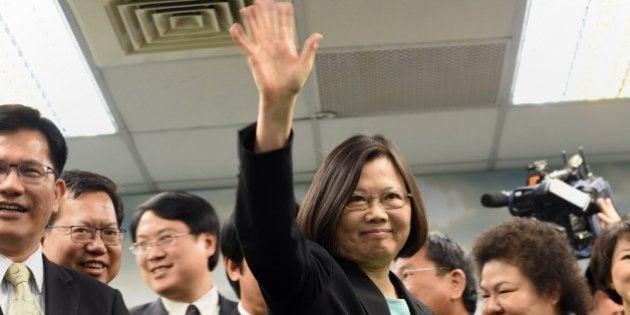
[401,267,450,279]
[345,191,413,211]
[46,225,126,245]
[129,233,190,256]
[0,161,56,184]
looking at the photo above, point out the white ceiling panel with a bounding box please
[133,126,241,182]
[498,101,630,160]
[65,135,145,185]
[318,108,499,166]
[302,0,522,48]
[102,56,311,132]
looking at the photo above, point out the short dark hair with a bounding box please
[425,232,477,314]
[591,218,630,304]
[47,169,123,226]
[0,104,67,176]
[472,218,591,315]
[296,134,427,259]
[130,191,221,270]
[220,212,242,296]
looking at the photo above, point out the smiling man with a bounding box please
[129,191,236,315]
[394,231,477,315]
[0,104,128,314]
[42,169,125,284]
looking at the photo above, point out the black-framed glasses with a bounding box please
[345,191,413,211]
[46,225,126,245]
[129,233,190,256]
[401,267,450,279]
[0,161,56,184]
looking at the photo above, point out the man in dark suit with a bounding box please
[0,104,129,314]
[43,169,125,284]
[128,191,237,315]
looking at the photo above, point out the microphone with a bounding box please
[480,192,509,208]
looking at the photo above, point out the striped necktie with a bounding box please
[185,304,200,315]
[5,263,39,315]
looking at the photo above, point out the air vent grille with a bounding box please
[110,0,254,54]
[316,43,506,116]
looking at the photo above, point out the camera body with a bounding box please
[481,149,612,258]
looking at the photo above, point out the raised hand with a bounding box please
[596,197,621,230]
[230,0,322,152]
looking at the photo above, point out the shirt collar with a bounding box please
[161,285,219,315]
[237,302,252,315]
[0,246,44,293]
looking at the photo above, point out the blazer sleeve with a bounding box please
[235,124,332,313]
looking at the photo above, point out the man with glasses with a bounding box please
[43,169,125,284]
[393,231,478,315]
[128,191,236,315]
[0,104,128,314]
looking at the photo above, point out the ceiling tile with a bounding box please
[318,108,499,167]
[65,135,145,185]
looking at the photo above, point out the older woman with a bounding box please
[230,0,431,314]
[591,217,630,314]
[472,218,590,315]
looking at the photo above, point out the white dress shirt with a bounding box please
[161,285,219,315]
[0,246,45,314]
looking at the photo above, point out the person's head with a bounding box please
[221,212,266,315]
[472,218,590,315]
[129,191,220,302]
[0,104,67,261]
[296,134,427,269]
[585,265,624,315]
[42,170,124,283]
[394,231,477,315]
[591,218,630,308]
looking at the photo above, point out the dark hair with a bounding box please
[425,232,477,314]
[130,191,221,270]
[591,218,630,304]
[296,134,427,259]
[472,218,590,315]
[47,169,124,226]
[220,212,242,296]
[0,104,67,176]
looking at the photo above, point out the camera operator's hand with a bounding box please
[596,198,621,230]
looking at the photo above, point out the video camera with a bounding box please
[480,148,612,258]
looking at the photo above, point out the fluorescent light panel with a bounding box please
[512,0,630,104]
[0,0,116,137]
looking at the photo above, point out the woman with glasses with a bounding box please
[230,1,431,314]
[472,218,590,315]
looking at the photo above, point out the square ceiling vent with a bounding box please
[109,0,254,54]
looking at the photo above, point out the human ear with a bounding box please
[449,269,466,300]
[225,258,242,281]
[197,232,217,256]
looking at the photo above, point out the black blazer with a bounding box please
[235,124,432,315]
[43,256,129,315]
[129,295,237,315]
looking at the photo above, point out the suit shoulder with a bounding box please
[129,300,160,315]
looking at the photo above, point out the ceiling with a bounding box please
[57,0,630,195]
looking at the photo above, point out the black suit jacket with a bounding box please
[129,295,237,315]
[43,256,129,315]
[235,124,432,315]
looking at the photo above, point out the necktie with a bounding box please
[185,304,200,315]
[4,263,39,315]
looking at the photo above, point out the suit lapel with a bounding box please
[43,257,80,315]
[146,300,169,315]
[335,256,389,314]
